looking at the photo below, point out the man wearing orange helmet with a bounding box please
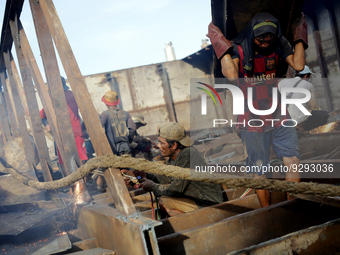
[100,90,136,155]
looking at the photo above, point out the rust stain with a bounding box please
[126,69,138,110]
[128,104,168,114]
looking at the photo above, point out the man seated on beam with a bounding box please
[139,122,223,216]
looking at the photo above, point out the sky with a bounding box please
[0,0,212,79]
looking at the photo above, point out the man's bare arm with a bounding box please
[221,54,239,81]
[285,42,305,71]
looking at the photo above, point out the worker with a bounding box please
[40,76,88,176]
[130,113,155,160]
[139,122,223,216]
[100,90,136,156]
[278,65,328,131]
[208,12,308,207]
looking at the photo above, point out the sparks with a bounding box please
[74,181,84,205]
[310,122,339,134]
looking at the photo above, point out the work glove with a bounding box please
[121,169,146,188]
[129,142,138,149]
[207,22,234,59]
[121,169,146,179]
[291,13,308,50]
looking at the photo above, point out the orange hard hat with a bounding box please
[102,91,120,106]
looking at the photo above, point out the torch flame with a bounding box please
[74,181,84,204]
[310,122,338,134]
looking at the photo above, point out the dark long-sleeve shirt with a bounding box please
[100,108,136,142]
[147,147,223,207]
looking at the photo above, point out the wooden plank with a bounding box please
[10,18,52,182]
[3,51,35,168]
[0,91,11,141]
[0,71,17,135]
[38,0,136,216]
[2,70,19,127]
[30,0,81,175]
[0,123,5,147]
[19,18,64,166]
[10,45,29,119]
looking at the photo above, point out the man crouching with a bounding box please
[140,122,223,216]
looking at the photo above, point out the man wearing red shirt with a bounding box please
[40,77,87,175]
[208,13,307,207]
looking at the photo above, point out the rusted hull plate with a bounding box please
[0,170,44,206]
[157,200,340,255]
[226,0,304,38]
[229,218,340,255]
[3,232,71,255]
[68,248,115,255]
[0,207,62,235]
[298,131,340,156]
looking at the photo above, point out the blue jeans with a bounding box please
[241,124,300,175]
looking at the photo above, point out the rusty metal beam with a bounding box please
[37,0,136,216]
[326,9,340,73]
[211,0,226,79]
[30,0,81,175]
[312,17,334,111]
[156,64,177,122]
[157,200,340,254]
[9,18,52,182]
[3,51,35,169]
[156,195,260,237]
[78,204,161,255]
[229,218,340,255]
[106,73,123,110]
